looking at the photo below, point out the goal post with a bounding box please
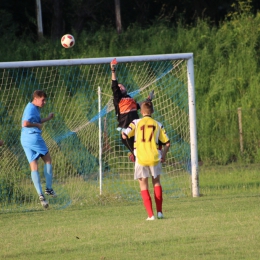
[0,53,199,212]
[187,56,199,197]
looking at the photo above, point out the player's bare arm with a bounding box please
[23,113,53,130]
[23,120,43,130]
[41,112,54,123]
[121,132,127,140]
[161,142,170,163]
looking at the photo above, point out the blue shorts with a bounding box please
[21,132,48,163]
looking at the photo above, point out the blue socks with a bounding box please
[44,164,53,190]
[31,164,53,195]
[31,171,43,195]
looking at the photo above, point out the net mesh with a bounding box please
[0,56,192,212]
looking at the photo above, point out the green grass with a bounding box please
[0,165,260,260]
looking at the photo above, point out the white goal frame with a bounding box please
[0,53,199,198]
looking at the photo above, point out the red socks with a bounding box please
[141,190,154,217]
[141,186,163,217]
[154,185,163,213]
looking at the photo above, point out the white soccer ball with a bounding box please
[61,34,75,48]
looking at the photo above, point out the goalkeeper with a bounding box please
[110,58,154,162]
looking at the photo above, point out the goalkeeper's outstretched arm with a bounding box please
[110,58,117,80]
[137,90,155,107]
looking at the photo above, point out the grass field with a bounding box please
[0,164,260,260]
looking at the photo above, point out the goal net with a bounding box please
[0,54,199,212]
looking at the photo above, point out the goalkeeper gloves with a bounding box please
[110,58,118,71]
[147,90,154,101]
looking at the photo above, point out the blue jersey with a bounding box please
[20,102,48,163]
[21,102,42,135]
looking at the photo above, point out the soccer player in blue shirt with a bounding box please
[20,90,56,208]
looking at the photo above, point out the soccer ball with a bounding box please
[61,34,75,48]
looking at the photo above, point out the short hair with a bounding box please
[141,101,154,115]
[32,90,47,100]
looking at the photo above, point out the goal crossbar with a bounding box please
[0,53,194,69]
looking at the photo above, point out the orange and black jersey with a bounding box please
[112,80,140,128]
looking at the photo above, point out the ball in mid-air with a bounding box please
[61,34,75,48]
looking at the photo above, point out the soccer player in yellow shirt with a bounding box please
[122,101,170,220]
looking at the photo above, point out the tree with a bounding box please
[114,0,122,34]
[36,0,44,40]
[51,0,64,41]
[70,0,106,35]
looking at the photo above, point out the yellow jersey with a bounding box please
[124,116,170,166]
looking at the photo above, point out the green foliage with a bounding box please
[1,1,260,165]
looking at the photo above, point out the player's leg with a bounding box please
[42,152,57,197]
[150,163,164,219]
[24,146,44,196]
[139,177,155,220]
[152,176,163,219]
[136,163,154,220]
[21,134,49,208]
[121,136,135,162]
[30,160,42,195]
[30,159,49,208]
